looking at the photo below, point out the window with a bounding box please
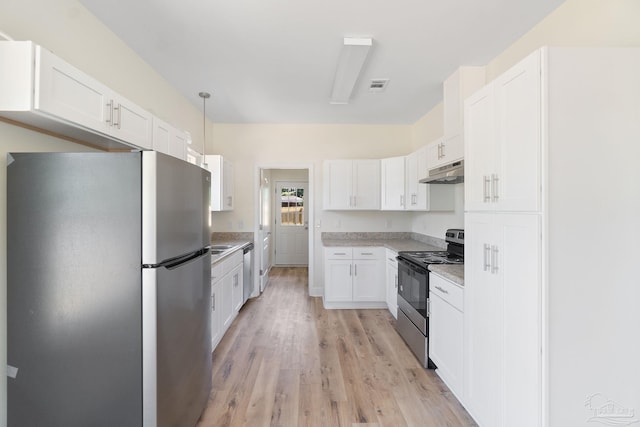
[280,187,304,226]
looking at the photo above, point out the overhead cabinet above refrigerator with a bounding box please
[0,41,153,150]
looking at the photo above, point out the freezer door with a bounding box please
[142,151,211,264]
[142,252,212,427]
[7,152,143,426]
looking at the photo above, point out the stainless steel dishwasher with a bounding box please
[243,243,254,304]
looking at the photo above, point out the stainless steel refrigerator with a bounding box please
[7,151,212,427]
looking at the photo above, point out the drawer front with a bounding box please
[211,261,224,283]
[223,250,243,274]
[353,247,382,260]
[325,247,353,260]
[385,248,398,267]
[430,273,463,311]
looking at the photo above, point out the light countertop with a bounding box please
[429,264,464,286]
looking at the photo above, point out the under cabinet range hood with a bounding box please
[420,160,464,184]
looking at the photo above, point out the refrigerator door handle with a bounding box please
[143,247,210,270]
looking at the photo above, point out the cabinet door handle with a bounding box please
[113,104,121,129]
[400,195,404,207]
[395,274,398,288]
[434,285,448,294]
[483,175,491,202]
[106,100,114,125]
[334,252,347,256]
[440,142,445,158]
[492,174,499,202]
[483,244,491,272]
[491,245,499,274]
[354,264,357,276]
[349,264,352,276]
[361,252,373,256]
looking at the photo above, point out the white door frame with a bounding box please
[254,162,314,294]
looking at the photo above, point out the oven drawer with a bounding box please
[430,273,463,311]
[397,308,428,368]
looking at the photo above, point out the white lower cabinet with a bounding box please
[385,249,398,318]
[211,250,244,350]
[323,247,386,309]
[210,280,222,348]
[428,273,464,400]
[230,264,243,312]
[464,212,541,427]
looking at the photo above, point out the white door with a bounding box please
[275,181,308,265]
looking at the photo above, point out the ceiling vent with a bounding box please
[369,78,389,92]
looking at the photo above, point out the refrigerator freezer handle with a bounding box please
[143,247,210,269]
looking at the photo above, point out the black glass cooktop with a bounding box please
[398,251,464,267]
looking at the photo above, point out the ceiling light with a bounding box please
[330,37,373,105]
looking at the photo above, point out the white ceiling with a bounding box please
[80,0,565,124]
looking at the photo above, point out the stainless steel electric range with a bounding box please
[396,229,464,368]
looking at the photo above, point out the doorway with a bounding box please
[255,166,313,295]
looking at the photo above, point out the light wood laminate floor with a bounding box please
[197,267,477,427]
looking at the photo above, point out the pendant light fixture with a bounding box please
[199,91,211,168]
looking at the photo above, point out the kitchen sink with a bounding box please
[209,249,227,255]
[210,244,235,250]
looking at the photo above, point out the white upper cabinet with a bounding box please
[0,41,153,150]
[35,45,112,136]
[427,67,485,171]
[152,117,187,160]
[107,92,153,149]
[380,147,454,212]
[406,146,435,211]
[465,52,541,212]
[205,155,234,211]
[443,66,486,140]
[426,136,464,171]
[323,159,380,210]
[381,156,406,210]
